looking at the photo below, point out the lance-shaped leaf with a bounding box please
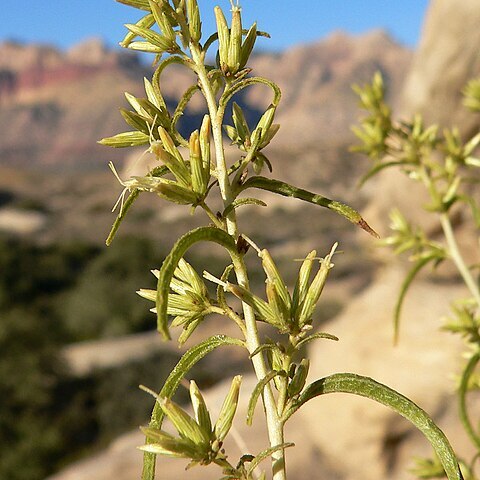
[120,13,155,47]
[246,443,295,477]
[160,397,210,445]
[106,165,170,246]
[140,427,199,458]
[116,0,151,11]
[239,22,257,70]
[284,373,463,480]
[125,23,177,52]
[393,253,437,344]
[459,352,480,450]
[247,370,286,426]
[142,335,244,480]
[156,227,238,339]
[239,176,379,237]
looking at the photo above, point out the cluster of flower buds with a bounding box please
[225,102,279,173]
[107,115,212,207]
[140,377,242,469]
[214,4,257,77]
[99,77,170,148]
[138,257,213,344]
[226,244,337,336]
[119,0,204,55]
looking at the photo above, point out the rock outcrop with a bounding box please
[0,31,409,169]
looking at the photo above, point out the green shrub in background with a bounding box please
[353,74,480,478]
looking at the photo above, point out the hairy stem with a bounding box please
[191,46,287,479]
[440,213,480,308]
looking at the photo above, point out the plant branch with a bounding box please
[440,213,480,308]
[191,44,287,480]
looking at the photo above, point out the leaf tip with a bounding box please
[358,218,380,239]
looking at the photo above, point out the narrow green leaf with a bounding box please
[247,370,286,426]
[239,22,257,69]
[116,0,151,11]
[107,191,139,246]
[127,41,166,54]
[284,373,463,480]
[246,443,295,475]
[294,332,339,351]
[106,166,169,246]
[156,227,238,340]
[240,176,379,238]
[357,160,407,188]
[142,334,244,480]
[459,352,480,450]
[394,255,435,344]
[221,76,282,110]
[161,397,209,445]
[125,23,174,51]
[172,84,201,132]
[120,14,155,48]
[120,108,151,134]
[223,197,267,217]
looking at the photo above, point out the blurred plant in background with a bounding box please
[353,73,480,479]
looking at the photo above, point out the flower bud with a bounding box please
[190,380,212,436]
[214,376,242,442]
[156,180,198,204]
[228,7,242,74]
[297,244,337,327]
[161,397,210,446]
[239,22,257,69]
[292,250,316,318]
[287,359,309,398]
[186,0,201,43]
[214,6,230,74]
[189,130,207,195]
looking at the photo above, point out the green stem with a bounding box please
[440,213,480,308]
[459,351,480,450]
[191,46,287,480]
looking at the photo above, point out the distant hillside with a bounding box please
[0,32,411,169]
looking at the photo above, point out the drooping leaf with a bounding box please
[116,0,151,11]
[239,176,379,238]
[246,443,295,476]
[106,165,170,246]
[284,373,463,480]
[142,334,244,480]
[458,352,480,450]
[294,332,339,351]
[394,254,436,344]
[247,370,286,426]
[358,160,409,188]
[156,227,238,339]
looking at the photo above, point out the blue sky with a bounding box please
[1,1,430,52]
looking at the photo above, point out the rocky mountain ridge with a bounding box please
[0,30,411,169]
